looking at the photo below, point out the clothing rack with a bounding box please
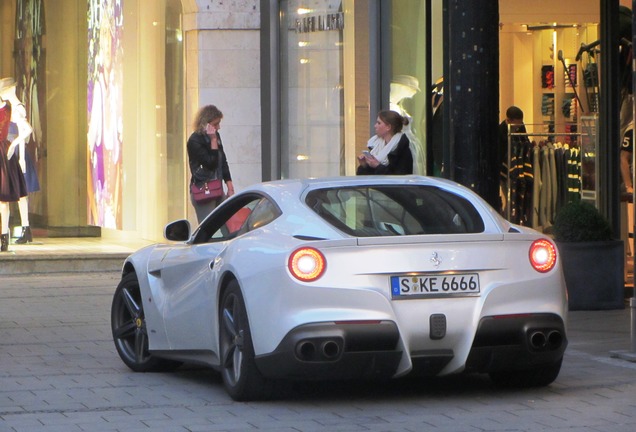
[505,127,589,223]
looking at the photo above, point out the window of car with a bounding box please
[305,185,484,237]
[192,194,281,244]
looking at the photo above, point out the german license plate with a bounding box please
[391,273,480,297]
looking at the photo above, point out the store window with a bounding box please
[164,0,185,224]
[88,0,124,228]
[279,0,345,179]
[499,1,600,227]
[388,0,429,175]
[277,1,433,179]
[6,0,106,235]
[0,0,184,241]
[95,0,186,238]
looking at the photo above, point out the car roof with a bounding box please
[234,176,510,235]
[244,176,485,208]
[247,175,463,195]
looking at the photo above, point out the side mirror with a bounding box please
[164,219,191,241]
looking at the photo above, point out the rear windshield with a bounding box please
[305,185,485,237]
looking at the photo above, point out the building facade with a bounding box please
[0,0,629,244]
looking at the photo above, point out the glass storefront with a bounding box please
[279,0,345,178]
[274,1,622,233]
[499,2,602,223]
[278,1,433,178]
[0,0,184,242]
[0,1,627,245]
[87,0,125,229]
[388,0,429,175]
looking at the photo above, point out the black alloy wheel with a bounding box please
[111,272,180,372]
[219,280,272,401]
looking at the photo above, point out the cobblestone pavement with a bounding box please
[1,272,636,432]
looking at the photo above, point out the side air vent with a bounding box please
[293,235,327,241]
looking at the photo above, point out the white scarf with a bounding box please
[367,132,403,165]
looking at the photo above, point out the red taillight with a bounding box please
[288,247,326,282]
[529,239,557,273]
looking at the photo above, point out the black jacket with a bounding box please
[498,121,529,179]
[187,131,232,184]
[356,134,413,175]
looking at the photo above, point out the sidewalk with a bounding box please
[0,236,153,275]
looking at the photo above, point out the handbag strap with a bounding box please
[193,144,224,185]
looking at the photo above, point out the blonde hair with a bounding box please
[193,105,223,133]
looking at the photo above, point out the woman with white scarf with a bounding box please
[357,110,413,175]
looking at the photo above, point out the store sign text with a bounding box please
[295,12,344,33]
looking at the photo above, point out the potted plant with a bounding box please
[552,201,625,311]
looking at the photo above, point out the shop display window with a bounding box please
[0,0,184,241]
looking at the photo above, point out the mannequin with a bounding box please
[0,78,29,251]
[390,75,425,175]
[1,77,38,243]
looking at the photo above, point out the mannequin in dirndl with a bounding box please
[0,77,38,244]
[0,78,29,252]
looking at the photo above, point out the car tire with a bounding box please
[219,280,273,401]
[111,272,181,372]
[489,357,563,388]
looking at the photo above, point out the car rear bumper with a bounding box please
[254,321,402,380]
[464,313,568,372]
[254,313,567,380]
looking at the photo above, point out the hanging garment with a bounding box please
[532,144,542,229]
[548,143,558,224]
[539,144,553,229]
[507,139,534,226]
[554,145,563,211]
[567,147,581,203]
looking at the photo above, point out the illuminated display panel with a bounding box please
[87,0,124,228]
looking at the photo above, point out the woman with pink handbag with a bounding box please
[187,105,235,223]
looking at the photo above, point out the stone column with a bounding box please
[443,0,499,208]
